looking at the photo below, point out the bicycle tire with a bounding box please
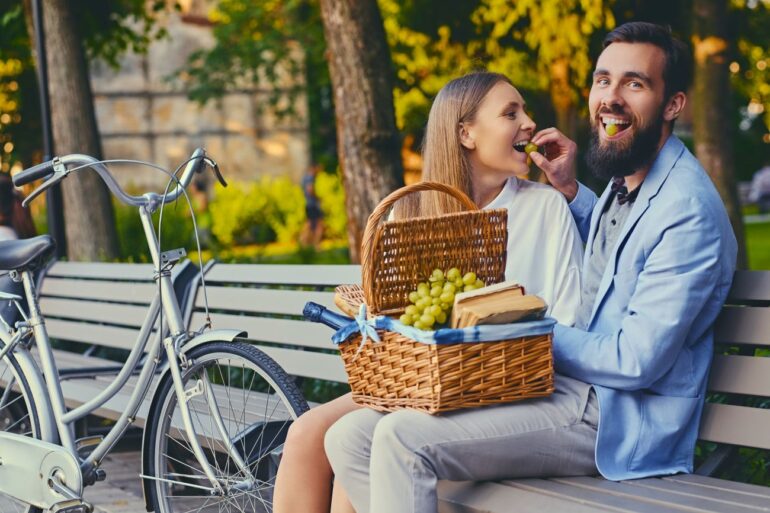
[145,341,309,513]
[0,350,43,513]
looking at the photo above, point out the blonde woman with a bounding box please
[273,71,584,513]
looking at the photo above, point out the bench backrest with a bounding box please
[190,263,361,382]
[38,260,198,355]
[700,270,770,450]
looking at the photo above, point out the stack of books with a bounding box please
[450,281,547,328]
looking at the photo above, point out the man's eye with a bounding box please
[596,77,609,86]
[629,81,643,89]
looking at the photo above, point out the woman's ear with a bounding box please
[459,122,476,150]
[663,92,686,122]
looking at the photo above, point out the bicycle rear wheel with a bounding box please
[145,341,309,513]
[0,351,42,513]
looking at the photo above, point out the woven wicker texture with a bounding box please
[340,332,553,413]
[336,181,554,414]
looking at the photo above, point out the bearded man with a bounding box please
[530,21,737,479]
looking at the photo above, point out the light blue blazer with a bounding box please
[554,135,737,480]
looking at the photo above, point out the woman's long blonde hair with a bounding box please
[397,71,513,219]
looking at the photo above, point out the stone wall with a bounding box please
[89,1,310,194]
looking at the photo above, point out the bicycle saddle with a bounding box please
[0,235,56,271]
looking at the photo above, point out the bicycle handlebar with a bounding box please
[14,148,215,208]
[12,160,56,186]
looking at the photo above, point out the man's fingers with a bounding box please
[529,151,551,172]
[531,128,564,146]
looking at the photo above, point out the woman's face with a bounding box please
[461,82,535,180]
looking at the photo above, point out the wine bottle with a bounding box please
[303,302,353,330]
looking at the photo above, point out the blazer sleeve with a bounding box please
[552,197,724,390]
[568,182,597,243]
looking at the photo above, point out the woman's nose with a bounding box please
[520,113,536,133]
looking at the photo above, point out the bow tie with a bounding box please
[610,177,640,205]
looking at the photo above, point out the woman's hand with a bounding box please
[530,128,579,202]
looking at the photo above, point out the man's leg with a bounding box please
[325,375,599,513]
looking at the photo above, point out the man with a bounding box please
[324,22,737,513]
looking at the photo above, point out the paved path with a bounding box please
[82,451,146,513]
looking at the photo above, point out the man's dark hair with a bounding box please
[603,22,692,100]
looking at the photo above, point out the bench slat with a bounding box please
[663,474,770,500]
[625,476,770,510]
[46,319,146,352]
[708,355,770,396]
[40,277,156,304]
[551,476,765,512]
[699,403,770,449]
[254,345,347,382]
[41,297,154,328]
[204,264,360,286]
[192,312,337,350]
[728,271,770,303]
[46,262,157,281]
[195,286,338,315]
[714,307,770,347]
[504,478,691,513]
[437,480,611,513]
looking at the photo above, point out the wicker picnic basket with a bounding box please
[335,181,554,414]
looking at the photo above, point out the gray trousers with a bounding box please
[324,374,599,513]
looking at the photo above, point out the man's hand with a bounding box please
[531,128,579,202]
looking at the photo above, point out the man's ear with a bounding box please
[663,92,686,122]
[459,122,476,150]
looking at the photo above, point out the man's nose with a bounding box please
[600,84,625,110]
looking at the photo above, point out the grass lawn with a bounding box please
[746,221,770,270]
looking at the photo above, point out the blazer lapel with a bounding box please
[586,136,686,327]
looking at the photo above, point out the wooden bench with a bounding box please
[195,263,770,512]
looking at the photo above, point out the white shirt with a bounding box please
[485,178,583,325]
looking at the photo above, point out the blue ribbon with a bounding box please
[331,304,381,357]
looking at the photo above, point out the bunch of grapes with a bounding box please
[398,267,485,330]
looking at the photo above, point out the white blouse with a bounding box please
[484,178,583,325]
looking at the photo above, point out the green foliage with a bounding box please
[315,170,348,241]
[208,176,305,247]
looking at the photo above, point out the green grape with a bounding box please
[443,282,456,293]
[432,297,442,305]
[454,277,464,288]
[429,305,442,317]
[430,268,444,281]
[474,279,484,289]
[417,283,430,296]
[430,286,443,298]
[440,302,451,311]
[463,284,477,292]
[524,142,539,154]
[420,313,435,327]
[408,291,419,304]
[606,123,618,136]
[400,314,413,325]
[436,311,447,325]
[439,291,454,304]
[414,320,426,330]
[462,272,477,285]
[405,305,419,316]
[412,313,421,322]
[446,267,461,281]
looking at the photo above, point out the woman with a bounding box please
[0,173,36,241]
[273,71,584,513]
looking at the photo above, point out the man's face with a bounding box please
[586,42,669,179]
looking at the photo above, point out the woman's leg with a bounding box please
[273,392,362,513]
[326,375,599,513]
[330,478,357,513]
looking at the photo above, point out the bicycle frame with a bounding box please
[1,203,252,496]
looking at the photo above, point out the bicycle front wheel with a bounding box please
[0,350,43,513]
[145,341,309,513]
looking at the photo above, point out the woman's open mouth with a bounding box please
[601,117,631,138]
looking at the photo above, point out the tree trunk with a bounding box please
[318,0,404,263]
[692,0,747,268]
[40,0,119,261]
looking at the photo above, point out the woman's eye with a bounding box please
[505,112,517,119]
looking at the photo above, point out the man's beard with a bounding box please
[585,106,665,181]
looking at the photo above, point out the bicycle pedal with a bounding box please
[51,501,93,513]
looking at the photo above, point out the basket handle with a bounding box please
[361,182,479,307]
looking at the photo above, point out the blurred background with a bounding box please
[0,0,768,268]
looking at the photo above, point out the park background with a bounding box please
[0,0,769,487]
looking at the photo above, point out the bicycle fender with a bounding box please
[180,328,247,356]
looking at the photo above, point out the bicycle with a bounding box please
[0,149,309,513]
